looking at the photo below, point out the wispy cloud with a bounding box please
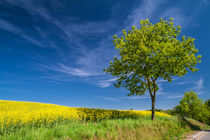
[3,0,51,21]
[179,78,205,95]
[61,21,116,36]
[58,64,96,77]
[0,19,43,47]
[96,96,120,101]
[1,0,205,91]
[97,82,112,88]
[161,8,187,27]
[175,80,191,85]
[194,79,204,90]
[157,84,168,95]
[1,0,117,51]
[161,0,207,28]
[96,78,118,88]
[125,0,162,27]
[157,79,168,83]
[167,95,183,99]
[124,0,205,30]
[166,78,205,97]
[2,0,117,87]
[0,19,20,32]
[202,0,210,5]
[38,63,98,77]
[123,95,150,100]
[192,78,204,95]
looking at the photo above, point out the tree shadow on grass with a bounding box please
[179,116,201,130]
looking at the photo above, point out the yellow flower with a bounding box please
[0,100,170,133]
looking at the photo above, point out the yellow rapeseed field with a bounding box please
[0,100,170,133]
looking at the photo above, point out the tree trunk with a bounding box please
[151,96,155,120]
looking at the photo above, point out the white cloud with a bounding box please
[0,19,20,32]
[176,80,190,85]
[58,64,96,77]
[107,78,118,82]
[157,79,168,83]
[0,19,43,47]
[124,96,150,100]
[161,8,187,27]
[125,0,162,27]
[96,78,117,88]
[157,83,168,95]
[161,0,206,28]
[97,81,112,88]
[4,0,51,20]
[13,1,117,85]
[167,95,183,99]
[202,0,209,5]
[194,79,204,90]
[96,96,119,101]
[192,78,204,95]
[1,0,205,91]
[38,63,98,77]
[124,0,205,31]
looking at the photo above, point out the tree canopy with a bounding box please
[104,18,201,120]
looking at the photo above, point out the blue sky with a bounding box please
[0,0,209,110]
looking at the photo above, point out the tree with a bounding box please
[204,99,210,107]
[175,91,210,124]
[104,18,201,120]
[204,99,210,124]
[175,91,203,120]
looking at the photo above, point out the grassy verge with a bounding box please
[0,116,199,140]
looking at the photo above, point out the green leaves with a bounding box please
[104,18,201,97]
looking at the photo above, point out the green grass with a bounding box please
[1,116,205,140]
